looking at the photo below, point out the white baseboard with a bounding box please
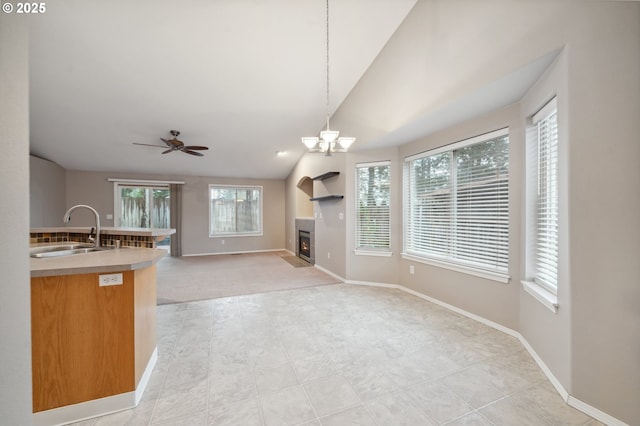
[343,279,629,426]
[182,248,286,257]
[313,264,345,282]
[567,396,628,426]
[33,347,158,426]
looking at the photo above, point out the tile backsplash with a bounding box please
[30,232,156,248]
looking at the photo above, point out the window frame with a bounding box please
[522,97,559,313]
[402,128,510,283]
[113,182,170,229]
[355,161,392,257]
[208,184,263,238]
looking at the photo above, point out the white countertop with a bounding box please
[31,227,176,237]
[30,246,167,277]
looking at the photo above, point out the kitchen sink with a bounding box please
[30,244,118,258]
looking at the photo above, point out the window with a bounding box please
[525,98,558,295]
[113,183,170,229]
[209,185,262,237]
[403,128,509,280]
[355,161,391,254]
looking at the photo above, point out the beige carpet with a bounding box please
[156,251,341,304]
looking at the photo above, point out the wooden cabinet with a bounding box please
[31,266,156,413]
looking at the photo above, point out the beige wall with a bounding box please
[397,104,522,331]
[24,0,639,423]
[318,1,640,423]
[344,147,401,285]
[562,3,640,420]
[30,155,67,227]
[519,46,573,398]
[0,13,33,425]
[64,170,285,256]
[285,153,347,277]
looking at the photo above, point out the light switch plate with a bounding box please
[99,273,123,286]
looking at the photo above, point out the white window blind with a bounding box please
[209,185,262,237]
[356,161,390,250]
[529,98,558,293]
[404,129,509,274]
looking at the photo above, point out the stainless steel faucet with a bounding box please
[63,205,101,247]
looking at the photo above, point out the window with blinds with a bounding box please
[527,98,558,293]
[404,129,509,275]
[356,161,391,252]
[209,185,263,237]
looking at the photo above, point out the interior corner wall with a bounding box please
[30,155,67,227]
[344,147,401,285]
[519,49,572,396]
[325,1,639,423]
[0,13,33,425]
[562,3,640,423]
[285,152,347,278]
[397,104,523,332]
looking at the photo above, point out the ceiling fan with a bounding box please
[133,130,209,156]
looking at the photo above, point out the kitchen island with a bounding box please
[30,246,166,426]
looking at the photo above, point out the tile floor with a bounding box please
[73,284,602,426]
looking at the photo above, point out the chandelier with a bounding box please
[301,0,355,155]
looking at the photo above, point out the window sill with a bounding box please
[521,280,558,313]
[209,233,263,238]
[354,249,392,257]
[401,253,510,284]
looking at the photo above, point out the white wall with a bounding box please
[30,155,67,227]
[0,13,33,425]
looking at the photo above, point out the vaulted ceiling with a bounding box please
[29,0,417,179]
[29,1,560,181]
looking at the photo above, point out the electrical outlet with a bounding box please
[99,273,123,286]
[327,252,331,259]
[338,212,344,220]
[221,239,225,245]
[410,265,415,274]
[106,213,113,220]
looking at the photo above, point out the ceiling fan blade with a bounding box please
[183,149,204,157]
[161,149,174,154]
[183,145,209,150]
[133,142,166,148]
[160,137,175,148]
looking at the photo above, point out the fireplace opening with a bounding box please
[298,230,311,263]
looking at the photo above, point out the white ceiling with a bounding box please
[29,0,417,179]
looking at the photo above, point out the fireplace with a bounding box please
[298,230,311,263]
[295,218,314,264]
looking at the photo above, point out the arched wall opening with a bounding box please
[296,176,314,218]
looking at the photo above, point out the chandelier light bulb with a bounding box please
[302,137,319,149]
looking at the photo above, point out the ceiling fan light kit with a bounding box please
[133,130,209,157]
[302,0,355,156]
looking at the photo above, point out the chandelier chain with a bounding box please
[325,0,330,131]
